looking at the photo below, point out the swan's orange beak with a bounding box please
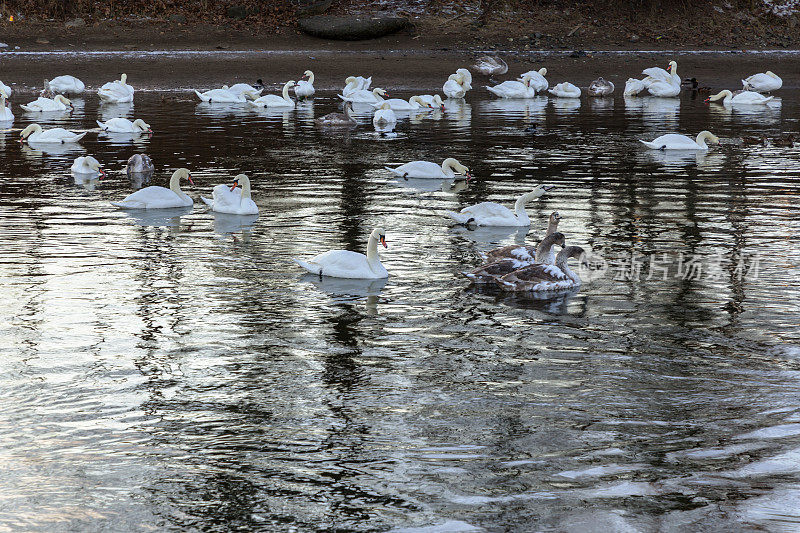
[465,171,472,182]
[147,128,153,135]
[667,64,672,71]
[704,97,710,103]
[230,180,238,192]
[187,174,194,186]
[380,235,387,248]
[98,169,106,180]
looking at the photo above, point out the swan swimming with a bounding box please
[372,102,397,130]
[446,185,553,226]
[385,158,470,180]
[97,118,152,134]
[111,168,194,209]
[294,70,315,99]
[705,89,774,106]
[372,95,431,111]
[494,245,587,292]
[639,130,719,150]
[548,82,581,98]
[20,94,72,112]
[98,73,134,103]
[342,75,372,97]
[588,77,614,96]
[48,75,85,94]
[519,68,548,93]
[0,90,14,123]
[742,71,782,93]
[201,173,259,215]
[484,211,561,265]
[463,232,566,284]
[71,156,106,177]
[294,228,389,279]
[20,124,86,144]
[126,154,155,176]
[249,81,296,108]
[316,102,358,127]
[487,75,534,99]
[195,87,250,103]
[339,87,387,104]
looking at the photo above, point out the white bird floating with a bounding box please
[226,83,262,99]
[0,80,12,97]
[97,118,152,134]
[519,67,548,93]
[99,73,134,103]
[294,227,389,279]
[742,71,782,93]
[201,173,258,215]
[548,82,581,98]
[195,88,249,103]
[443,69,472,99]
[20,94,72,112]
[639,131,720,150]
[249,80,296,108]
[71,156,106,177]
[446,185,553,227]
[385,158,470,180]
[418,94,446,110]
[48,75,85,94]
[342,75,372,97]
[706,89,774,106]
[473,55,508,77]
[487,75,534,99]
[371,95,431,111]
[111,168,194,209]
[294,70,315,99]
[339,87,387,104]
[20,123,86,144]
[623,78,647,96]
[372,102,397,130]
[0,90,14,123]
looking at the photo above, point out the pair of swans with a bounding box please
[250,81,296,108]
[20,123,85,143]
[447,184,553,226]
[385,158,470,180]
[640,130,719,150]
[97,118,152,134]
[465,230,564,283]
[494,243,587,292]
[201,174,259,215]
[742,71,782,93]
[21,94,72,112]
[625,61,681,97]
[48,75,85,94]
[294,70,315,98]
[342,75,372,97]
[0,90,13,123]
[99,73,134,103]
[71,156,106,177]
[443,68,472,99]
[340,87,387,104]
[706,90,774,106]
[295,228,388,279]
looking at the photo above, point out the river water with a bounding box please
[2,68,800,532]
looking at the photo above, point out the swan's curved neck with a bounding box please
[366,234,380,262]
[535,233,559,262]
[307,72,315,85]
[557,256,580,283]
[546,217,559,235]
[441,160,455,177]
[513,193,532,224]
[345,106,355,121]
[282,83,291,102]
[373,89,384,102]
[169,173,184,195]
[710,90,731,103]
[240,178,251,201]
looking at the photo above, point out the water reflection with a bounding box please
[117,205,193,226]
[211,212,259,234]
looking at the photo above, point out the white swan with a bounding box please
[446,185,553,226]
[71,156,106,177]
[339,87,387,104]
[623,78,647,96]
[201,173,258,215]
[111,168,194,209]
[48,75,85,94]
[646,78,680,98]
[250,80,296,108]
[742,71,782,93]
[195,88,248,103]
[226,83,262,99]
[643,61,679,85]
[294,70,315,98]
[98,73,134,103]
[0,90,13,123]
[473,55,508,76]
[487,75,534,99]
[342,75,372,97]
[371,95,431,111]
[519,67,548,93]
[294,228,388,279]
[97,118,152,134]
[372,102,397,129]
[548,82,581,98]
[418,94,446,110]
[385,158,470,180]
[706,89,774,106]
[639,130,719,150]
[494,246,586,292]
[0,80,11,97]
[588,77,614,96]
[443,73,468,99]
[20,94,72,112]
[20,124,86,144]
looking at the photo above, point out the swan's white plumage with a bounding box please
[548,82,581,98]
[742,71,782,93]
[294,228,388,279]
[20,124,85,143]
[20,95,72,112]
[639,131,719,150]
[48,75,85,94]
[201,174,258,215]
[97,118,151,133]
[111,168,193,209]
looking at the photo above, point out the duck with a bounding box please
[20,124,86,144]
[126,153,155,176]
[0,90,13,123]
[111,168,194,209]
[249,80,296,108]
[443,72,469,99]
[588,77,614,96]
[519,67,549,93]
[339,87,387,104]
[741,135,767,146]
[315,102,358,127]
[773,134,796,147]
[71,156,106,177]
[201,173,258,215]
[48,75,85,94]
[385,157,470,180]
[682,77,713,94]
[623,78,647,96]
[372,102,397,130]
[20,94,72,112]
[446,185,553,226]
[494,246,587,292]
[294,227,388,279]
[98,73,134,103]
[96,118,152,134]
[487,75,534,99]
[742,71,782,93]
[548,82,581,98]
[342,75,372,97]
[473,55,509,77]
[463,232,566,284]
[195,87,248,103]
[639,130,719,150]
[372,95,431,111]
[484,211,561,264]
[705,89,773,106]
[418,94,446,110]
[0,80,11,97]
[226,83,262,99]
[294,70,315,99]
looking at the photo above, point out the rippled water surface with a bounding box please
[2,80,800,532]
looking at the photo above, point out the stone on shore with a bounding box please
[298,15,408,41]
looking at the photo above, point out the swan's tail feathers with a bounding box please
[639,140,657,149]
[194,90,210,102]
[72,133,87,142]
[293,258,321,275]
[486,86,502,97]
[764,96,775,103]
[384,166,403,177]
[200,196,214,207]
[337,94,350,102]
[98,91,112,102]
[19,105,32,112]
[95,120,106,129]
[446,210,472,225]
[111,200,144,209]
